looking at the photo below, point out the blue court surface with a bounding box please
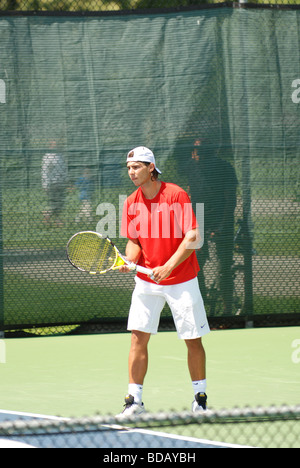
[0,410,251,449]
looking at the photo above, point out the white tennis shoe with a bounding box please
[192,392,207,412]
[117,394,145,419]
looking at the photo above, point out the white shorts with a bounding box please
[127,276,210,340]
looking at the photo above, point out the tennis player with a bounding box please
[118,146,210,416]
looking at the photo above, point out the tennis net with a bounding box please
[0,405,299,449]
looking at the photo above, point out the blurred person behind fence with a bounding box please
[186,139,238,315]
[41,140,68,227]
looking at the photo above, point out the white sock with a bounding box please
[192,379,207,395]
[128,383,143,404]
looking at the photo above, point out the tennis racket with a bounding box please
[66,231,154,277]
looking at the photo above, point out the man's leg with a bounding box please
[128,330,151,385]
[185,337,206,381]
[117,330,150,417]
[185,337,207,411]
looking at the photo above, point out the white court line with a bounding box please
[128,428,255,448]
[0,410,69,449]
[0,409,69,421]
[0,438,35,448]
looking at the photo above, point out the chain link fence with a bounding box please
[1,0,300,12]
[0,2,299,336]
[0,406,299,448]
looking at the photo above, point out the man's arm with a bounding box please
[125,238,142,263]
[118,239,142,273]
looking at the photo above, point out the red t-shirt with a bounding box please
[121,181,200,285]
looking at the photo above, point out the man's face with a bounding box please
[192,139,202,161]
[127,161,154,187]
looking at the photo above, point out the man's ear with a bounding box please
[148,162,155,173]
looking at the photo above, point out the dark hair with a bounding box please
[143,162,159,180]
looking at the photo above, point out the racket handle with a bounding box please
[135,265,154,276]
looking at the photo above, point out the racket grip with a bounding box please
[135,265,154,276]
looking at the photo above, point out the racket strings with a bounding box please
[68,234,116,273]
[93,239,114,272]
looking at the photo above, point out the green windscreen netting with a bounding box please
[0,5,299,334]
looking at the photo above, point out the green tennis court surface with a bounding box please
[0,327,299,448]
[1,327,299,416]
